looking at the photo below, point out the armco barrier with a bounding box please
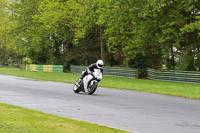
[26,64,63,72]
[147,68,200,84]
[71,65,136,78]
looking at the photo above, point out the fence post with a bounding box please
[136,69,139,79]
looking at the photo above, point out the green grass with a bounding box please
[101,76,200,99]
[0,67,200,99]
[0,68,79,83]
[0,103,129,133]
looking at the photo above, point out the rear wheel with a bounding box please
[73,81,80,93]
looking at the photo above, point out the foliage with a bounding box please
[128,54,148,78]
[2,0,200,74]
[22,57,32,65]
[0,0,16,66]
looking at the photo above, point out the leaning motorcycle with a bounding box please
[73,69,103,95]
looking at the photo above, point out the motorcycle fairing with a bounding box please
[83,74,93,93]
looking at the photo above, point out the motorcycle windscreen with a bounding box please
[93,69,103,80]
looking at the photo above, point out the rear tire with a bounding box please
[73,81,80,93]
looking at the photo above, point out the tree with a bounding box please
[0,0,15,66]
[32,0,74,65]
[6,0,200,72]
[9,0,41,61]
[67,0,106,64]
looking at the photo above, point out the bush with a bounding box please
[128,54,148,78]
[23,57,32,65]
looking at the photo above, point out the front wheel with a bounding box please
[73,81,80,93]
[87,81,98,95]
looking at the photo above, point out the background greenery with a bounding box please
[1,0,200,77]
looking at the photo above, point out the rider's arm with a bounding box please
[100,68,103,75]
[86,63,96,73]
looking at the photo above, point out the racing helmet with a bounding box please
[96,60,104,68]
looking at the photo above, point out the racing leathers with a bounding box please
[80,63,103,80]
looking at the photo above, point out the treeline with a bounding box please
[1,0,200,74]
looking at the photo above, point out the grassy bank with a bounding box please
[0,103,128,133]
[0,68,200,99]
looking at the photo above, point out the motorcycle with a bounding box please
[73,69,103,95]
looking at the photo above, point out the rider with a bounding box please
[79,59,103,82]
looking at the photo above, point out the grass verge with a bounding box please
[0,103,129,133]
[0,67,200,99]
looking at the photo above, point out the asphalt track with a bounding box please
[0,74,200,133]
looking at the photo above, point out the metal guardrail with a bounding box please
[71,65,136,78]
[147,68,200,84]
[71,66,200,83]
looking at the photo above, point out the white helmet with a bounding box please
[96,60,104,68]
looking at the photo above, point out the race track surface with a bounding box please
[0,74,200,133]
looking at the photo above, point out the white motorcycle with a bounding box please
[73,69,103,95]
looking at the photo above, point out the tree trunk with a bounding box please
[170,46,175,70]
[0,54,8,67]
[197,47,200,71]
[100,27,105,62]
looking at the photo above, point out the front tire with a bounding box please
[87,81,98,95]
